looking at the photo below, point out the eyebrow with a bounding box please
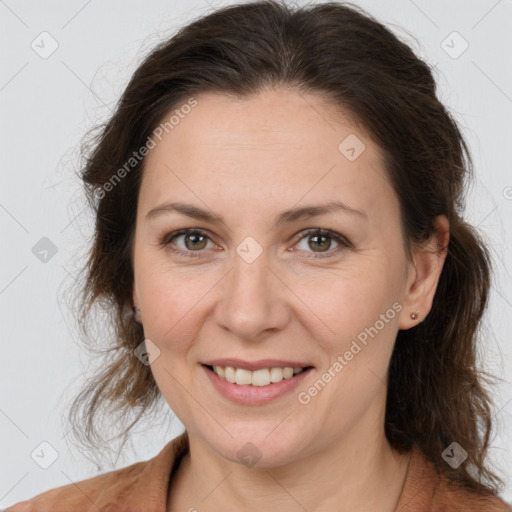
[145,200,367,228]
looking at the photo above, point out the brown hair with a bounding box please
[66,0,505,495]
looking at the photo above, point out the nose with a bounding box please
[213,249,290,341]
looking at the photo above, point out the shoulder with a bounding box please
[3,432,190,512]
[432,475,511,512]
[3,460,146,512]
[396,444,511,512]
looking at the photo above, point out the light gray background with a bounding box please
[1,0,511,508]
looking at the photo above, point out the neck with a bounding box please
[168,403,411,511]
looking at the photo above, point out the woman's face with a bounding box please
[132,88,424,466]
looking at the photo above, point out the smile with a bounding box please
[202,364,314,405]
[208,365,309,386]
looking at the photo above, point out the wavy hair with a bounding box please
[65,0,504,495]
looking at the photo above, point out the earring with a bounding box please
[410,311,419,320]
[133,306,141,320]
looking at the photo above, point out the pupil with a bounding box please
[311,234,329,251]
[187,233,205,250]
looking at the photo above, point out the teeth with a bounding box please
[270,367,283,383]
[235,368,252,385]
[212,365,306,386]
[224,366,236,383]
[252,369,270,386]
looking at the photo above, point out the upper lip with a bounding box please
[202,359,314,371]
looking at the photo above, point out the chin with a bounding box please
[205,426,311,468]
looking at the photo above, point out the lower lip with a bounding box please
[202,365,313,405]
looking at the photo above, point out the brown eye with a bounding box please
[308,233,333,252]
[161,229,214,258]
[182,232,208,251]
[294,228,350,258]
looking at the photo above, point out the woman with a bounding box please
[6,1,510,510]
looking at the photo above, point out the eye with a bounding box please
[160,229,216,258]
[292,228,351,259]
[160,228,351,259]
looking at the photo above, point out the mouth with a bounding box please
[202,364,315,387]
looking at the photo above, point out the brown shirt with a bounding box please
[4,432,511,512]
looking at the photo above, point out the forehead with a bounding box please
[139,88,396,222]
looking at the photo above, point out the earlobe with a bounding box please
[398,215,450,330]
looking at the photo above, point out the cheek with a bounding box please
[298,262,401,377]
[135,262,215,354]
[303,271,399,412]
[298,261,398,330]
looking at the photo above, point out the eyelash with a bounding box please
[159,228,351,260]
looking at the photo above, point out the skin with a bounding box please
[131,87,449,511]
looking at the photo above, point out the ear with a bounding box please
[398,215,450,330]
[132,282,142,323]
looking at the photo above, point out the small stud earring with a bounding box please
[133,306,141,319]
[410,311,419,320]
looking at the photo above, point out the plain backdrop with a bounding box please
[1,0,511,508]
